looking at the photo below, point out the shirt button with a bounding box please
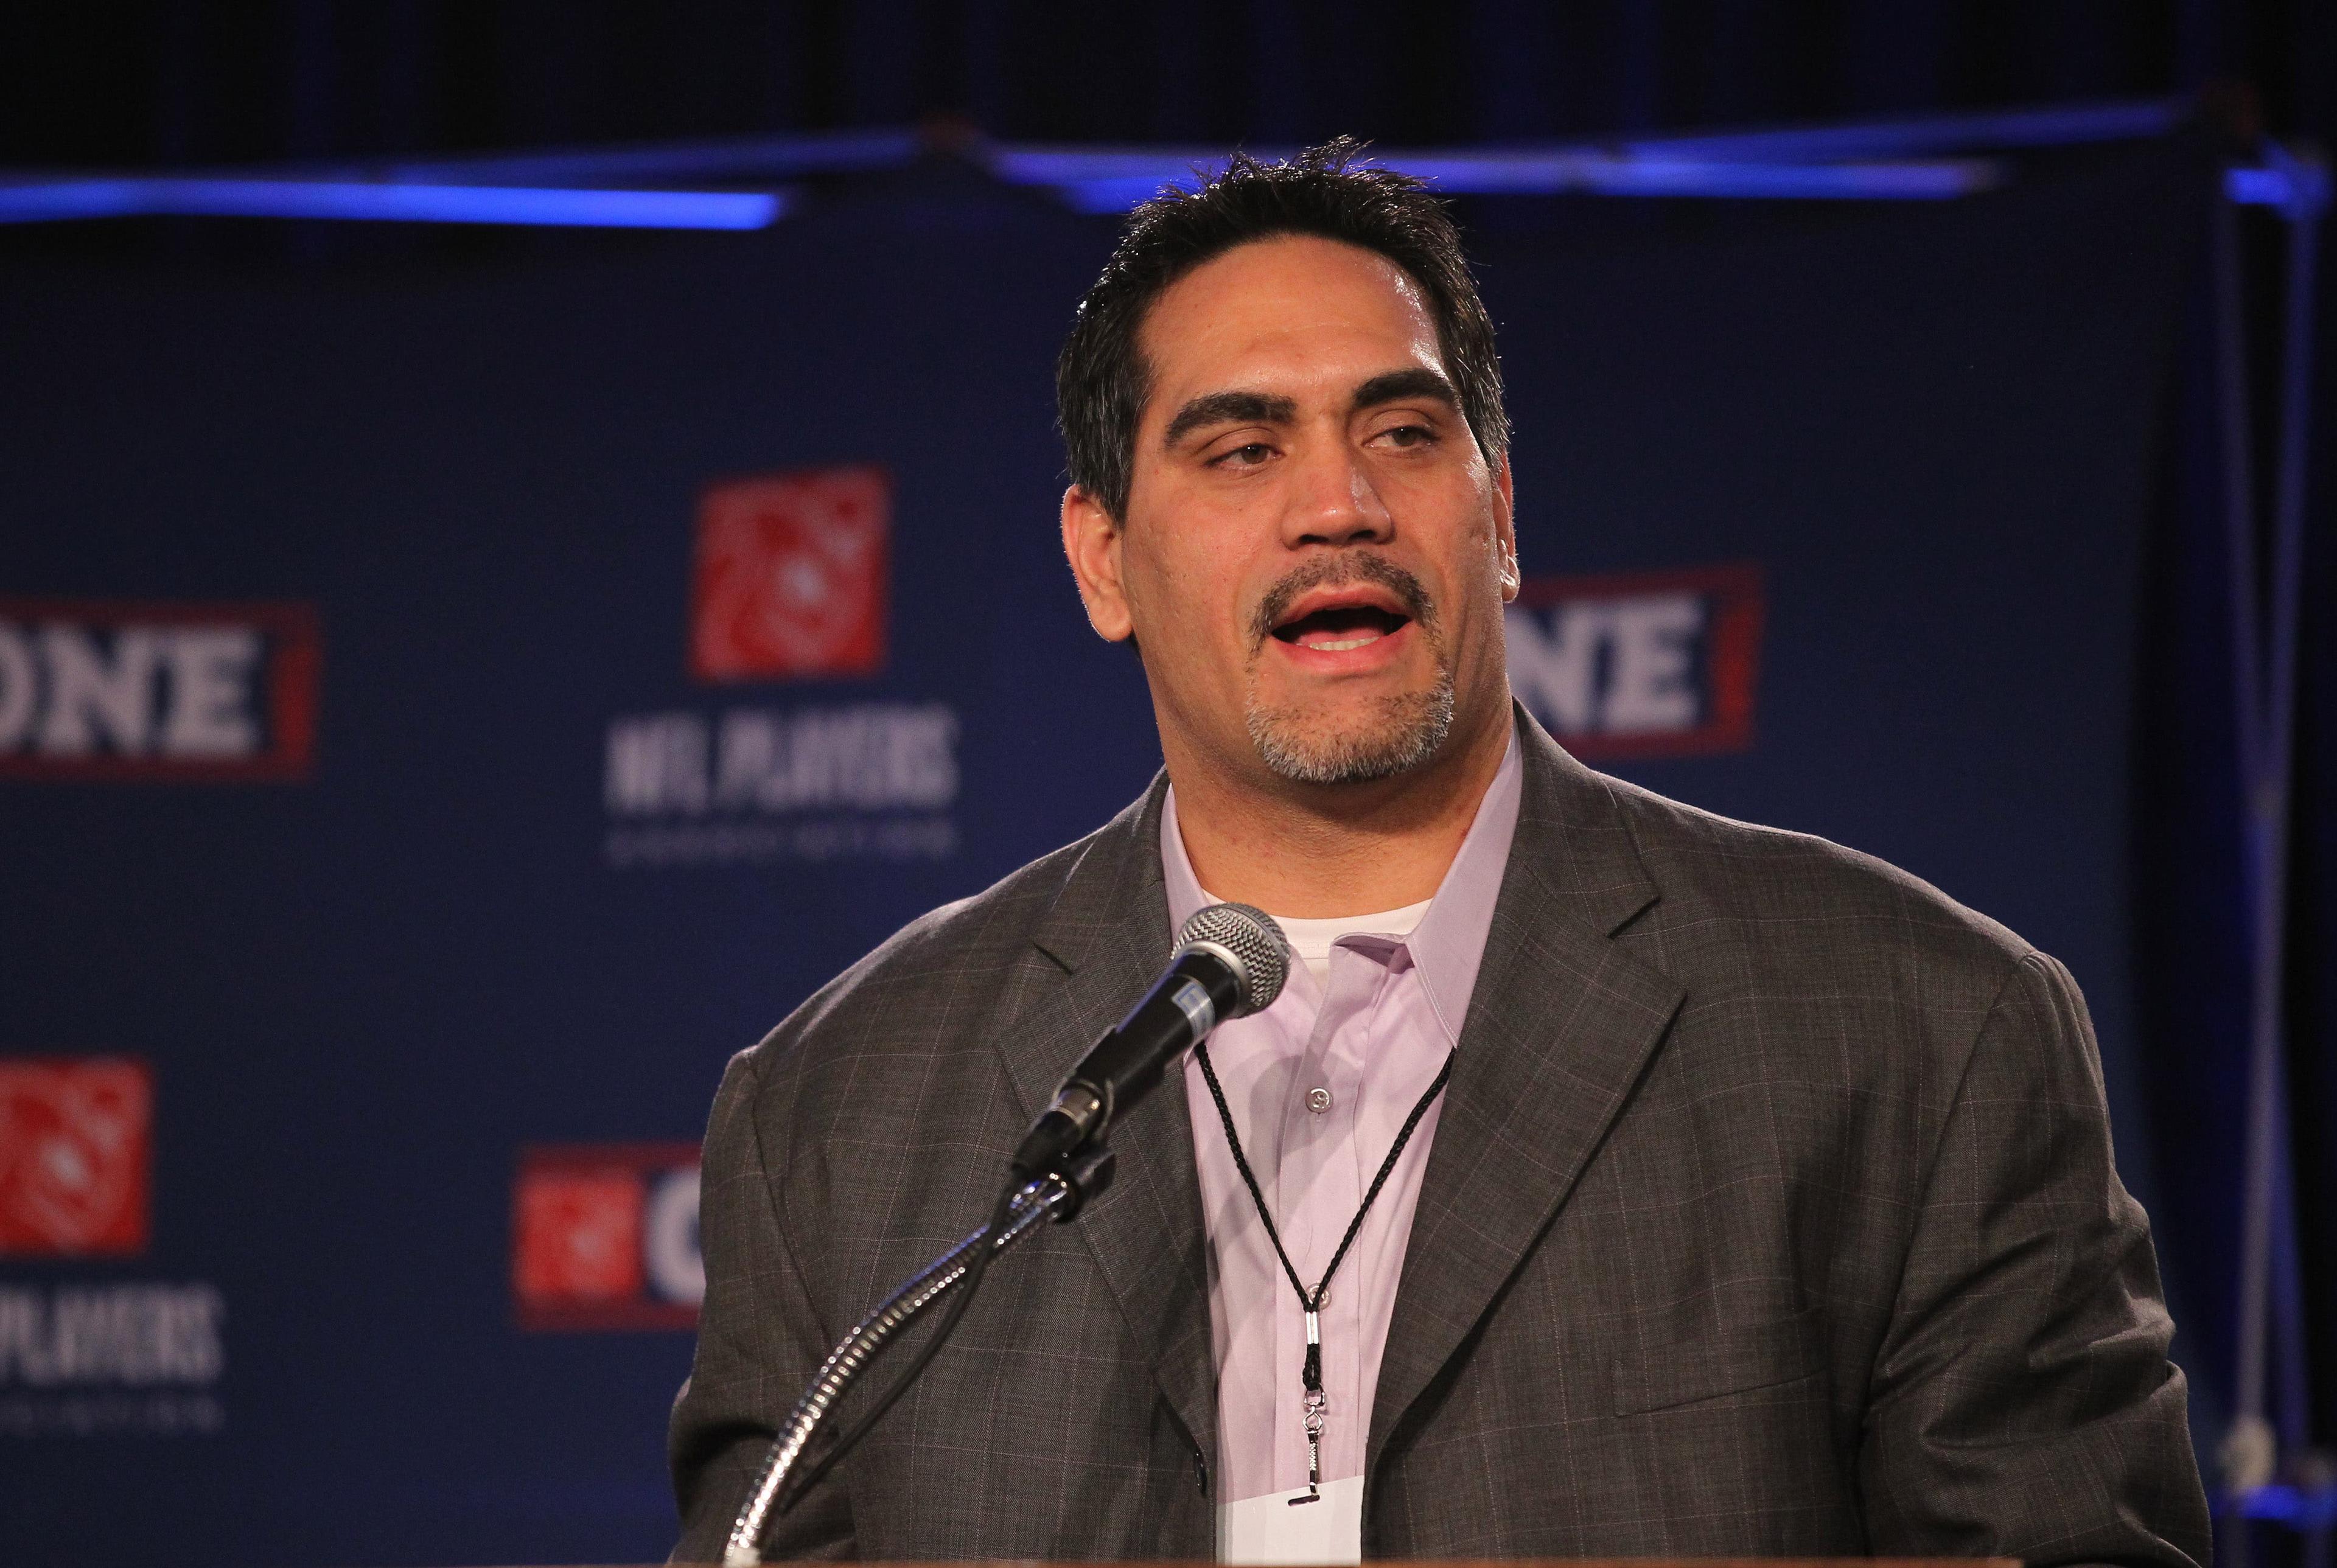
[1306,1086,1333,1114]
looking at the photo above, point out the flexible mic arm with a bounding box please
[721,1150,1114,1568]
[721,904,1291,1566]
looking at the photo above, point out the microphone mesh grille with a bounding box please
[1177,902,1291,1017]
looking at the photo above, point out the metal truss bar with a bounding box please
[2261,144,2324,1469]
[2218,140,2327,1561]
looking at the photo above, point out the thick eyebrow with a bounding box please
[1162,389,1299,449]
[1352,368,1462,416]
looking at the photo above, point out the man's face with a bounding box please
[1064,234,1517,792]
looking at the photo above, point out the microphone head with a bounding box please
[1176,902,1291,1018]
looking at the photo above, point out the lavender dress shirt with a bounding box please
[1160,727,1524,1550]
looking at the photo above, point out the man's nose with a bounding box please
[1281,441,1392,549]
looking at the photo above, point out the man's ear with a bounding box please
[1061,484,1135,641]
[1492,456,1521,601]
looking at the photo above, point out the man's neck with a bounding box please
[1167,701,1513,919]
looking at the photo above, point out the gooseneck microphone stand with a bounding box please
[721,1146,1117,1568]
[721,902,1290,1567]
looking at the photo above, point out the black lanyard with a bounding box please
[1192,1039,1453,1503]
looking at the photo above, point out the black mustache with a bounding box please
[1249,554,1435,649]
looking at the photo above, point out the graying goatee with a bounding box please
[1247,675,1456,786]
[1242,552,1454,786]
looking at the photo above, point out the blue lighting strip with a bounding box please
[991,148,2000,212]
[0,178,787,229]
[1003,148,2317,219]
[0,102,2318,229]
[1608,97,2187,163]
[2226,1482,2337,1528]
[2227,148,2333,218]
[983,98,2200,213]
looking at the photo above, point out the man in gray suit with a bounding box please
[671,142,2210,1564]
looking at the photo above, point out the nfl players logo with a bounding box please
[690,467,890,682]
[0,1058,153,1256]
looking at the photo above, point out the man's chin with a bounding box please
[1245,685,1456,787]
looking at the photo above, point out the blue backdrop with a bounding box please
[0,140,2216,1564]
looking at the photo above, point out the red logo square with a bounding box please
[690,467,889,681]
[512,1166,644,1307]
[512,1144,700,1332]
[0,1058,153,1256]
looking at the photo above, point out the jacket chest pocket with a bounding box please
[1609,1305,1823,1415]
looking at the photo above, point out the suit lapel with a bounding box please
[994,778,1218,1469]
[1367,718,1687,1471]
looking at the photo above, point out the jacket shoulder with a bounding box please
[1589,768,2038,1000]
[760,834,1089,1051]
[721,800,1148,1120]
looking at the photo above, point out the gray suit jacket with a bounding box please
[671,714,2210,1564]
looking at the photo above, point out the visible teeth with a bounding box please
[1305,632,1382,652]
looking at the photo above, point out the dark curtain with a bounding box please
[1,1,2330,168]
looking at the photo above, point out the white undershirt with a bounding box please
[1268,899,1434,984]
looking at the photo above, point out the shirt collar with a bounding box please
[1159,720,1525,1047]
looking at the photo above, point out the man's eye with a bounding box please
[1375,423,1436,448]
[1212,442,1274,467]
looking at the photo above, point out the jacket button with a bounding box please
[1193,1448,1209,1495]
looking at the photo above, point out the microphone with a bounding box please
[1011,902,1291,1180]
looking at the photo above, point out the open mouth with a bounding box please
[1271,602,1412,653]
[1250,556,1434,661]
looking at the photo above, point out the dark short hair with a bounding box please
[1056,137,1509,523]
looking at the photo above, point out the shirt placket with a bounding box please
[1203,968,1310,1500]
[1269,938,1389,1493]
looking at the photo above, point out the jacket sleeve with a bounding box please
[669,1047,856,1563]
[1858,950,2212,1568]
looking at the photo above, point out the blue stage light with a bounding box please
[1611,99,2186,163]
[993,148,1999,211]
[2226,161,2332,218]
[0,179,787,229]
[0,179,149,222]
[0,104,2315,229]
